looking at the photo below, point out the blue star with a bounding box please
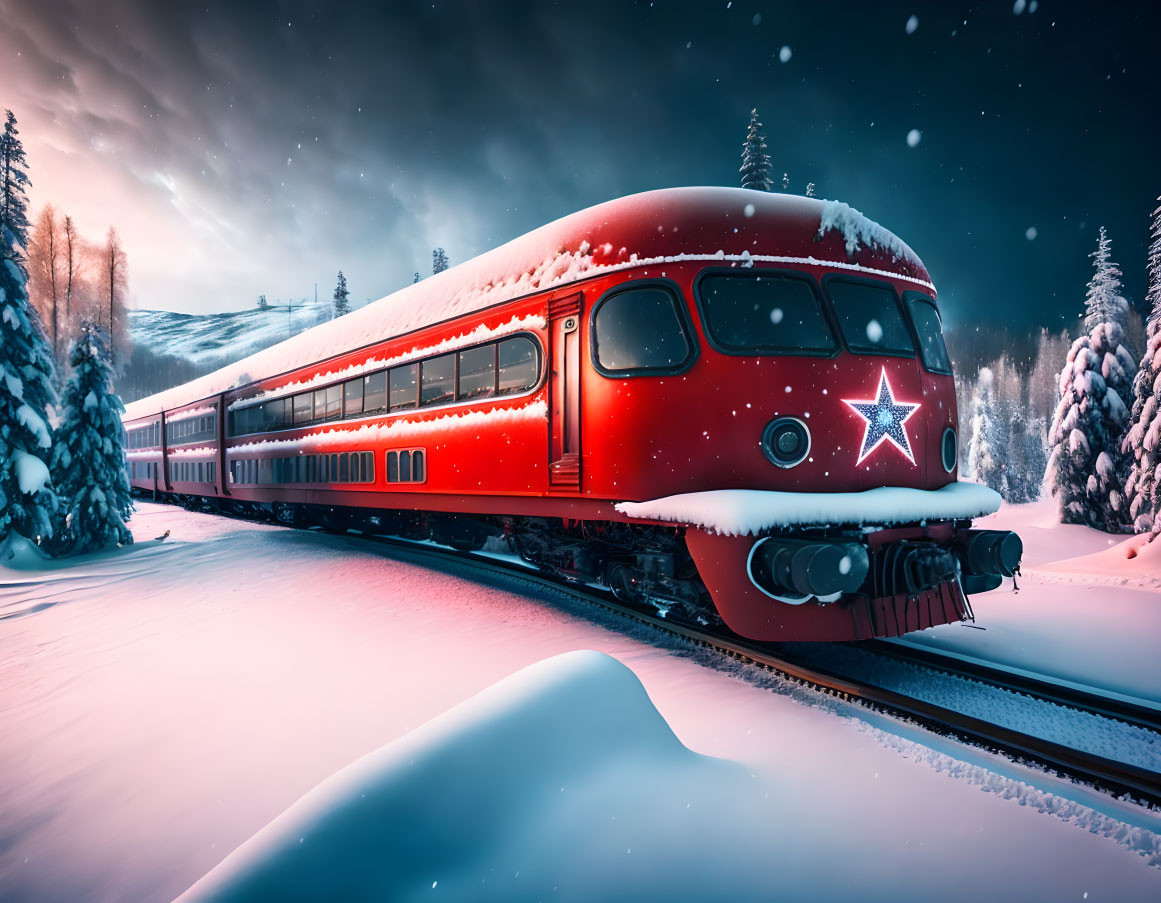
[843,368,921,466]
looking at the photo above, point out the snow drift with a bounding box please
[176,651,741,902]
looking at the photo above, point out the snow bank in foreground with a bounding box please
[616,482,1002,535]
[177,651,738,902]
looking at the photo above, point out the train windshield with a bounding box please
[906,295,952,374]
[826,278,915,357]
[697,272,835,354]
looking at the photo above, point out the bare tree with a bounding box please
[94,226,128,367]
[62,215,81,327]
[26,204,62,359]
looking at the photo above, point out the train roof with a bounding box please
[123,187,933,420]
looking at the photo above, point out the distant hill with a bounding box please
[118,303,332,404]
[129,303,332,366]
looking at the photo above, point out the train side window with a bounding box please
[825,278,915,357]
[344,378,364,417]
[389,363,419,411]
[696,271,836,355]
[330,454,339,481]
[457,345,496,400]
[387,450,398,482]
[364,370,388,413]
[308,455,317,482]
[313,389,327,423]
[420,355,454,406]
[293,392,313,425]
[905,294,953,375]
[362,452,374,482]
[498,337,539,393]
[340,453,350,482]
[325,385,342,421]
[399,450,411,480]
[592,284,694,375]
[411,449,424,482]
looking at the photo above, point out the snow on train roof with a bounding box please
[123,187,931,420]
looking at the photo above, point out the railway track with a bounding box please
[346,530,1161,809]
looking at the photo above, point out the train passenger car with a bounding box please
[122,187,1021,642]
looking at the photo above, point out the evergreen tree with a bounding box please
[256,294,269,310]
[413,272,421,284]
[432,248,449,275]
[332,271,350,317]
[50,323,133,554]
[739,108,772,192]
[1,110,31,252]
[0,112,58,554]
[1048,230,1137,532]
[1123,196,1161,533]
[967,368,1003,492]
[1022,417,1049,502]
[805,182,816,198]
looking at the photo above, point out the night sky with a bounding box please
[2,0,1157,330]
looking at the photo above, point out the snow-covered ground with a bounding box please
[129,305,331,367]
[892,499,1161,710]
[2,502,1160,902]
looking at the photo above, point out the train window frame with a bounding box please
[692,266,841,359]
[385,446,427,484]
[820,273,918,360]
[496,335,542,395]
[902,291,953,375]
[589,278,699,378]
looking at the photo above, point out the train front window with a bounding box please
[826,278,915,357]
[697,272,835,354]
[906,295,952,374]
[592,284,693,375]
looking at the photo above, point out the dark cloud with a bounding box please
[1,0,1157,330]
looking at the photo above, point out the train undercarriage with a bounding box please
[140,489,1021,642]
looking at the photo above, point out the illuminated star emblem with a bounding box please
[843,368,921,466]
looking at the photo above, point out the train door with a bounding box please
[548,292,582,490]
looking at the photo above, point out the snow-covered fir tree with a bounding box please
[256,294,269,310]
[1,110,31,252]
[333,271,350,317]
[1048,229,1137,532]
[1123,196,1161,533]
[966,367,1002,492]
[739,108,772,192]
[0,111,59,555]
[432,248,449,275]
[413,272,421,284]
[50,322,132,555]
[805,182,816,198]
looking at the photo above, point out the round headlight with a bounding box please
[941,426,958,473]
[762,417,811,469]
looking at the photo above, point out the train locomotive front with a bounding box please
[122,188,1019,642]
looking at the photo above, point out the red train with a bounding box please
[122,187,1020,641]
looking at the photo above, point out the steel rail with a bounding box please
[353,532,1161,808]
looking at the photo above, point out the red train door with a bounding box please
[548,293,582,490]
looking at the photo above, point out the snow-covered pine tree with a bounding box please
[50,322,132,554]
[739,108,772,192]
[1,111,31,253]
[333,271,350,317]
[966,367,1003,492]
[1022,416,1048,502]
[805,182,816,198]
[413,272,421,284]
[0,111,59,556]
[432,248,449,275]
[257,294,269,310]
[1123,196,1161,533]
[1047,229,1137,532]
